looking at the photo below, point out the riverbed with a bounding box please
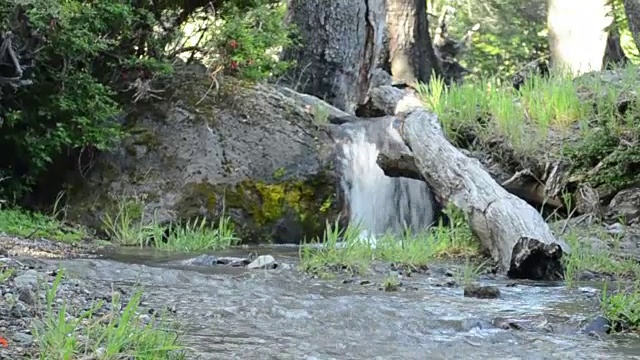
[0,239,640,360]
[36,245,640,359]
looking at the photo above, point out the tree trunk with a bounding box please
[362,85,570,280]
[623,0,640,52]
[385,0,441,85]
[281,0,386,114]
[547,0,613,76]
[603,26,629,69]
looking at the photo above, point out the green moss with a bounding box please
[175,181,219,218]
[183,175,337,243]
[130,127,161,148]
[272,167,286,180]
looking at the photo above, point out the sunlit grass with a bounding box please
[298,206,482,277]
[0,207,89,243]
[417,63,640,155]
[33,270,185,359]
[561,228,640,287]
[101,195,239,252]
[601,281,640,332]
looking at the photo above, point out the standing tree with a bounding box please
[281,0,386,114]
[385,0,441,86]
[547,0,613,76]
[622,0,640,51]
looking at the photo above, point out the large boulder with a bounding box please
[67,65,343,243]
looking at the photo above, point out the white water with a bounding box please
[338,124,436,246]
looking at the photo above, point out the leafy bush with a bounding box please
[0,0,172,199]
[215,0,294,80]
[428,0,549,80]
[0,0,294,202]
[174,0,295,81]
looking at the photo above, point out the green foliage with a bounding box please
[428,0,548,79]
[0,0,172,199]
[561,228,639,286]
[601,282,640,332]
[299,206,481,278]
[101,194,240,252]
[33,270,185,359]
[0,207,88,243]
[215,0,295,80]
[419,63,640,195]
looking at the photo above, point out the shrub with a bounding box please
[0,0,294,202]
[0,0,173,199]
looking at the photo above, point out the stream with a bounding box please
[38,245,640,359]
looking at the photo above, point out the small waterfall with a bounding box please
[338,122,436,246]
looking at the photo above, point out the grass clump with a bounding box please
[299,206,482,277]
[33,271,184,359]
[561,228,640,286]
[101,195,240,252]
[0,207,88,243]
[418,64,640,195]
[381,275,402,292]
[600,282,640,333]
[418,71,588,153]
[0,265,14,283]
[454,258,491,287]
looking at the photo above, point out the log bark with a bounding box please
[369,85,570,280]
[281,0,386,114]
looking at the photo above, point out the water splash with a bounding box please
[338,123,436,246]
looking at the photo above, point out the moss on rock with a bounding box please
[174,174,337,243]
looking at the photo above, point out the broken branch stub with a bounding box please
[372,86,570,280]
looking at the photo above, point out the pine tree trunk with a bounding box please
[385,0,441,85]
[623,0,640,53]
[547,0,613,76]
[282,0,386,114]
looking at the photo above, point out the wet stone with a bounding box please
[217,257,250,267]
[461,318,494,331]
[463,284,501,299]
[247,255,277,270]
[493,317,524,330]
[582,315,611,336]
[181,254,219,267]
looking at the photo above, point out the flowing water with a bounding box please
[26,121,640,358]
[337,123,435,244]
[38,245,640,360]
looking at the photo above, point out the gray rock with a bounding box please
[10,302,30,318]
[247,255,277,270]
[67,64,343,244]
[12,332,33,345]
[463,284,501,299]
[13,270,39,291]
[182,254,218,267]
[607,188,640,225]
[582,315,611,336]
[17,289,36,305]
[217,257,249,267]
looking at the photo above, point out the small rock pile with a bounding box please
[0,256,124,358]
[0,236,149,359]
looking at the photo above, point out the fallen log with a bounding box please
[369,85,570,280]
